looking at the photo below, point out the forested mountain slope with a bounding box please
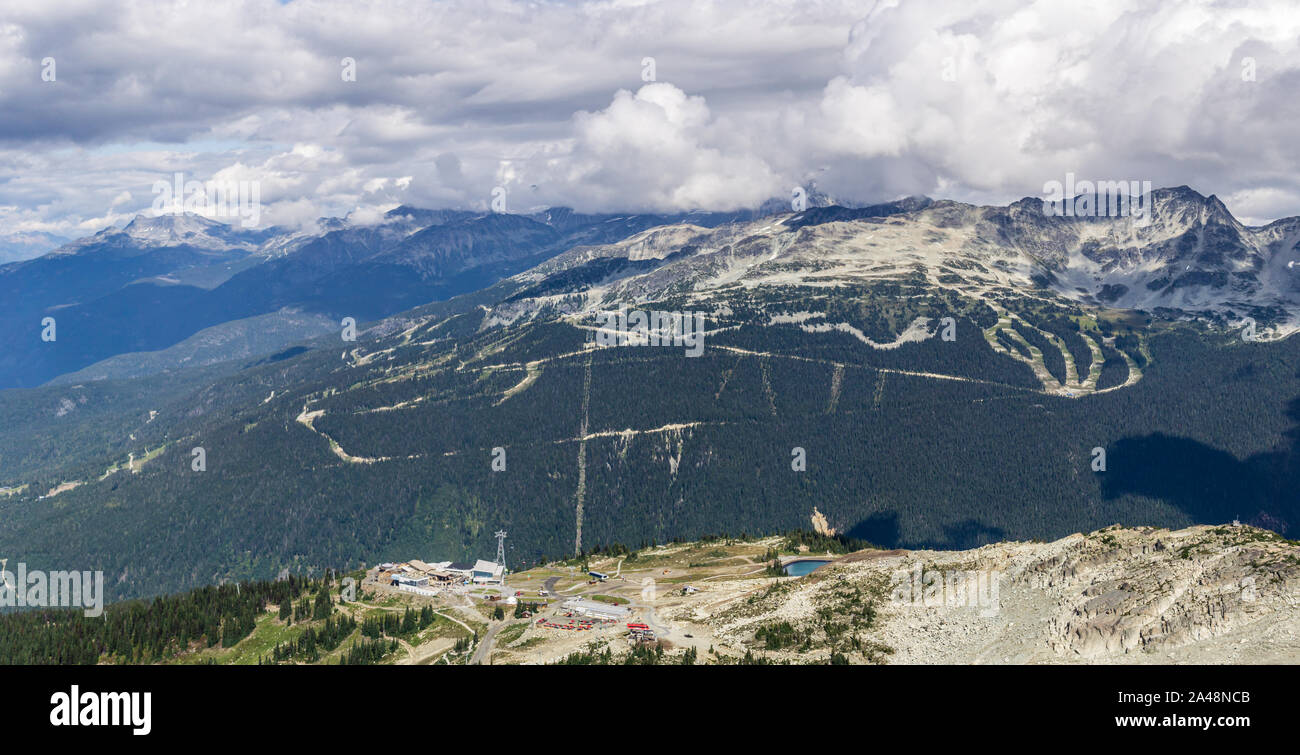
[2,190,1297,602]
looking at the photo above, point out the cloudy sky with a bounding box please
[3,0,1300,241]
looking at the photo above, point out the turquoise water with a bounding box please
[784,559,830,577]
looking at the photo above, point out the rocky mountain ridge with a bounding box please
[485,186,1300,342]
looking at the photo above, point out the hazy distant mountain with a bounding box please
[0,206,767,388]
[0,230,71,264]
[46,308,338,385]
[3,188,1294,391]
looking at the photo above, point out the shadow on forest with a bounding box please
[847,511,900,547]
[844,394,1300,549]
[1097,396,1300,537]
[846,510,1006,551]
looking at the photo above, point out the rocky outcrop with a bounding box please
[701,524,1300,664]
[1035,527,1299,657]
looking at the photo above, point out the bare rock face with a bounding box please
[1034,526,1299,658]
[699,524,1300,664]
[810,507,836,537]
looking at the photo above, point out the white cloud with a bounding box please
[806,0,1300,212]
[3,0,1300,240]
[537,83,782,212]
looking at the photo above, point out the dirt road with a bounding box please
[471,621,506,665]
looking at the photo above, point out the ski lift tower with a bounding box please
[495,530,508,586]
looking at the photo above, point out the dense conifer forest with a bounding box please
[2,277,1296,603]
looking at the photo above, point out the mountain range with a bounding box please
[0,230,71,265]
[0,205,782,389]
[2,186,1299,602]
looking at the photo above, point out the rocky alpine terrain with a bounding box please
[699,525,1300,664]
